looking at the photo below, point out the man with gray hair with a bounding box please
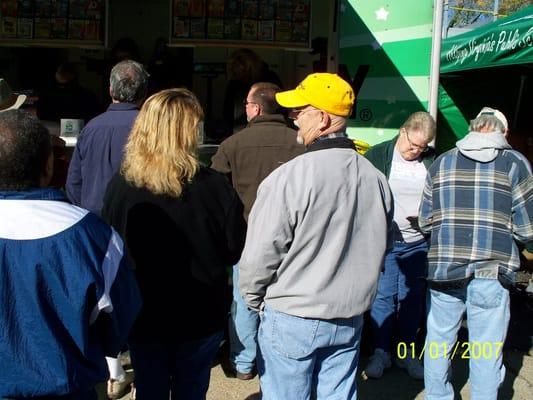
[419,107,533,399]
[65,59,148,399]
[66,60,148,215]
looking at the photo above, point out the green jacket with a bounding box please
[364,135,436,178]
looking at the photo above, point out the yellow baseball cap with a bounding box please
[275,73,355,117]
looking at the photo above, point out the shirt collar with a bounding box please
[107,102,139,112]
[306,134,356,153]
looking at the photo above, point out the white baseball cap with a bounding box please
[476,107,508,132]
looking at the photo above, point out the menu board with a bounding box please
[171,0,311,48]
[0,0,106,44]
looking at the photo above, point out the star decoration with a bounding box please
[377,129,385,136]
[375,7,389,21]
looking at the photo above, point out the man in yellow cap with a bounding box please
[239,73,394,399]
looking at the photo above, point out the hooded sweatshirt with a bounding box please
[456,130,511,162]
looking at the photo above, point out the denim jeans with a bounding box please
[424,278,510,400]
[229,264,259,374]
[129,331,223,400]
[257,306,363,400]
[369,239,428,352]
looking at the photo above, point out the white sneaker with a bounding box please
[107,370,134,399]
[395,357,424,380]
[364,349,392,378]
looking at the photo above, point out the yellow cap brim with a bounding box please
[275,89,310,109]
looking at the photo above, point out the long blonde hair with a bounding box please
[122,88,203,197]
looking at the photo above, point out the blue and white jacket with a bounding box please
[0,188,141,398]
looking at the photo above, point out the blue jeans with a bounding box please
[257,306,363,400]
[369,239,427,352]
[129,331,223,400]
[424,278,510,400]
[229,264,259,374]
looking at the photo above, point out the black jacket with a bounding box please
[102,167,246,343]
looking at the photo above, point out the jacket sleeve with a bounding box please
[511,163,533,246]
[91,229,141,357]
[210,143,231,174]
[65,140,83,206]
[418,171,434,235]
[223,187,247,266]
[239,179,292,311]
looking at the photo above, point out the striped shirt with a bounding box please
[419,148,533,284]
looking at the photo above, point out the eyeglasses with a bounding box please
[290,107,318,120]
[243,99,257,107]
[405,130,429,153]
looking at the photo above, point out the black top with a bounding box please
[102,166,246,343]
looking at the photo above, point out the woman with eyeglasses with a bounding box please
[362,111,437,381]
[101,88,246,400]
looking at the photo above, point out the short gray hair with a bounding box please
[469,114,506,133]
[401,111,436,142]
[109,60,149,103]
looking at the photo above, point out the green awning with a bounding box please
[440,6,533,74]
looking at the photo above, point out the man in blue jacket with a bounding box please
[0,110,141,399]
[66,59,149,216]
[66,59,148,398]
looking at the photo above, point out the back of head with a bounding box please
[111,37,141,63]
[275,73,355,117]
[250,82,281,115]
[472,107,508,134]
[110,60,149,103]
[401,111,436,142]
[122,88,204,197]
[55,62,77,85]
[0,110,51,190]
[227,48,263,83]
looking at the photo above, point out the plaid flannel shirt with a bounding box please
[419,148,533,284]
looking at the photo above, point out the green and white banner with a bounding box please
[441,6,533,73]
[339,1,435,145]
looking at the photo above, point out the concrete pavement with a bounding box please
[102,349,532,399]
[205,350,532,400]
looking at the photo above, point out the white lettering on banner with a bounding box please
[445,27,532,66]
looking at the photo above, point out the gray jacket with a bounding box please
[239,138,394,319]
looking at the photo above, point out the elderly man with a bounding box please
[420,108,533,400]
[239,73,394,399]
[212,81,304,380]
[363,111,436,380]
[0,110,141,400]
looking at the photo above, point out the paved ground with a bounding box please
[204,350,533,400]
[99,291,532,399]
[98,349,532,400]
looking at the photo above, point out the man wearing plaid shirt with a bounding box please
[419,107,533,400]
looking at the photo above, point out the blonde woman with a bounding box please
[102,88,246,400]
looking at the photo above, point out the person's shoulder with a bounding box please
[364,138,393,156]
[501,148,531,165]
[427,148,459,171]
[198,166,231,185]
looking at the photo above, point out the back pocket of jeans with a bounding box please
[469,280,504,309]
[271,310,319,360]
